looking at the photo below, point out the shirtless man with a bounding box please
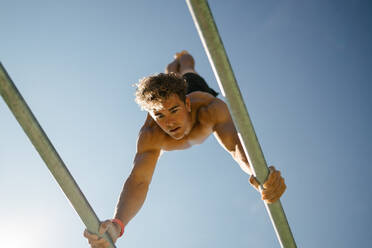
[84,51,286,247]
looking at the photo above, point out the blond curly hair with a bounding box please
[134,73,187,111]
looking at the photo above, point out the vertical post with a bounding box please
[186,1,296,247]
[0,63,116,248]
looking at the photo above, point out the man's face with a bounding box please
[149,94,191,140]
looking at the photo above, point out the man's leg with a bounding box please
[178,51,197,75]
[165,50,196,75]
[165,57,179,74]
[175,50,219,97]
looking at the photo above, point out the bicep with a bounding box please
[208,99,239,152]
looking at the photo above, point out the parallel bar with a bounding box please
[186,1,296,247]
[0,63,115,248]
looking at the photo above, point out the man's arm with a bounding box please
[114,127,161,227]
[84,127,161,247]
[206,98,286,203]
[203,98,252,175]
[114,137,160,227]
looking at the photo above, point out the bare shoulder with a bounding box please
[137,114,165,153]
[189,92,230,125]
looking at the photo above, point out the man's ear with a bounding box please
[185,96,191,112]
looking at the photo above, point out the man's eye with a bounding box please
[157,115,164,119]
[171,109,178,113]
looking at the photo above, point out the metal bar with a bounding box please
[186,1,297,247]
[0,63,115,248]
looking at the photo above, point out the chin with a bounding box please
[170,131,185,140]
[171,134,184,140]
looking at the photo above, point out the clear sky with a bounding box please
[1,0,371,247]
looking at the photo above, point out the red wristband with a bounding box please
[111,218,125,237]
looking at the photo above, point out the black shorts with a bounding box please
[183,73,219,97]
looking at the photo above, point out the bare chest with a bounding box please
[161,121,214,151]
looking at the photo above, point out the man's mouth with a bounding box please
[169,127,180,133]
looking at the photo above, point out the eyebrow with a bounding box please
[154,105,180,116]
[168,105,179,111]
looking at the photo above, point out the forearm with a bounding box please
[114,176,150,227]
[231,140,252,176]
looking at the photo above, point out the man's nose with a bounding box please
[165,118,175,127]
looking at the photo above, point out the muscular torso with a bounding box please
[132,90,251,183]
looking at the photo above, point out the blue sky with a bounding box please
[1,0,371,247]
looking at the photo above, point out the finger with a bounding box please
[263,177,285,201]
[264,178,286,203]
[271,184,286,203]
[91,243,105,248]
[95,237,110,248]
[84,230,99,241]
[273,179,286,201]
[262,173,282,196]
[89,236,110,248]
[263,166,276,188]
[91,238,110,248]
[249,175,260,190]
[266,184,286,204]
[262,178,280,200]
[264,167,280,188]
[263,169,281,189]
[99,220,112,235]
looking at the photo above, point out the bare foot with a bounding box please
[177,51,196,75]
[174,50,189,60]
[165,58,180,74]
[166,50,196,75]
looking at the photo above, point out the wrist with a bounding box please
[111,218,125,238]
